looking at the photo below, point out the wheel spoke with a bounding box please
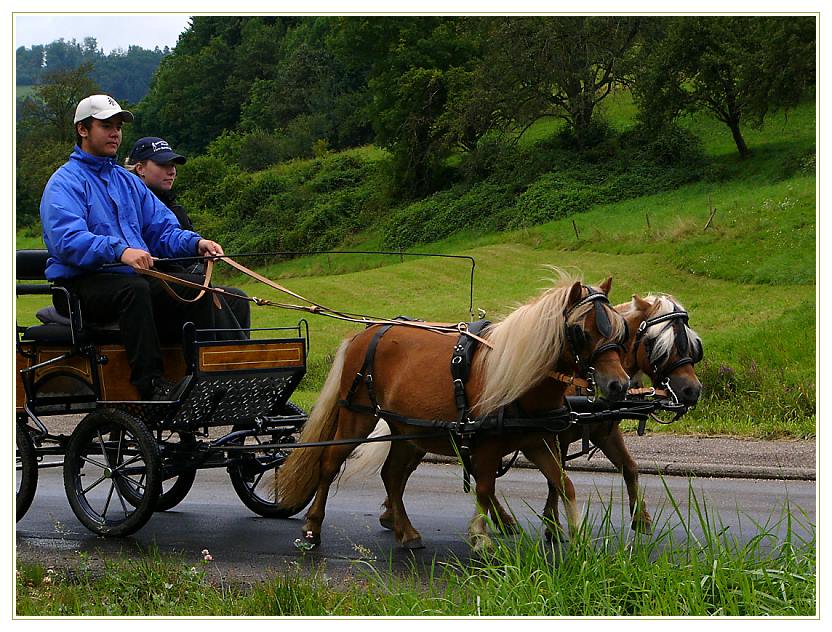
[102,479,115,518]
[80,454,109,470]
[250,469,266,493]
[112,475,131,518]
[95,429,112,468]
[111,452,143,473]
[81,473,109,495]
[120,474,147,493]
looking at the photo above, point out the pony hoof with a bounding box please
[470,534,493,554]
[402,537,424,550]
[294,531,320,552]
[379,515,394,530]
[632,520,653,535]
[498,521,519,535]
[545,528,566,544]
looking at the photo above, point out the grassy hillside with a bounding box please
[16,97,816,438]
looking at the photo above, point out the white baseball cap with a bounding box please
[74,94,134,124]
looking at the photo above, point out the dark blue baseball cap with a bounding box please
[127,137,186,164]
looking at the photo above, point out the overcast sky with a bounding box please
[14,15,193,53]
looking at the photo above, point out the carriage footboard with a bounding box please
[173,333,308,428]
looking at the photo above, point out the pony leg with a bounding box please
[467,449,503,553]
[300,411,376,549]
[523,436,579,541]
[380,441,426,549]
[591,423,652,533]
[379,442,424,531]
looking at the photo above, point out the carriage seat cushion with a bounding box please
[36,306,71,327]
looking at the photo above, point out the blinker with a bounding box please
[594,300,613,339]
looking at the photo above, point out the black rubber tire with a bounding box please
[114,431,198,512]
[16,420,38,522]
[154,467,197,512]
[63,408,161,537]
[228,402,313,518]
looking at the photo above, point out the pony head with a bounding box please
[622,294,703,407]
[562,277,630,401]
[473,272,630,416]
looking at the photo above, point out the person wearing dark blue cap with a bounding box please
[126,136,251,336]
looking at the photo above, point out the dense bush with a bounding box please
[176,148,388,254]
[382,128,708,246]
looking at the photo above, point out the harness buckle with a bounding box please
[585,367,597,403]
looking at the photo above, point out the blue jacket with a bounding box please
[40,146,202,280]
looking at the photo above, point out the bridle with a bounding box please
[557,287,628,398]
[632,304,703,389]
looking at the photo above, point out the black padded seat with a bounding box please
[20,323,75,344]
[21,322,123,345]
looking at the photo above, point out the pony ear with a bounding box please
[567,281,583,307]
[632,294,652,312]
[599,276,613,296]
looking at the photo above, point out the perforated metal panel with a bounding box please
[171,373,299,427]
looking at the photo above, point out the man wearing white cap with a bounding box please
[40,94,227,401]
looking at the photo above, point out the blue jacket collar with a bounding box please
[70,145,119,174]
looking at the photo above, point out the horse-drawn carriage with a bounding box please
[15,249,702,549]
[15,249,311,536]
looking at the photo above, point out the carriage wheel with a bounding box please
[63,408,161,536]
[16,419,38,522]
[114,431,198,512]
[228,402,313,518]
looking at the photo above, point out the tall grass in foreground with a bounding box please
[17,480,815,617]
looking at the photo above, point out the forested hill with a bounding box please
[16,16,815,234]
[16,38,169,104]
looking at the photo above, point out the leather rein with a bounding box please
[138,256,620,392]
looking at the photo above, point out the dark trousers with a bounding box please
[55,272,244,398]
[216,286,251,337]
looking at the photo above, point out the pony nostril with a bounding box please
[682,385,701,403]
[608,380,626,398]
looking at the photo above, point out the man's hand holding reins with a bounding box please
[120,247,154,270]
[197,239,224,258]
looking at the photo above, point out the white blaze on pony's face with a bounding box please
[628,294,703,407]
[563,277,630,401]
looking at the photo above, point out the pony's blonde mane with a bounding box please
[472,271,626,417]
[620,294,702,366]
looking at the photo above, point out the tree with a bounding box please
[633,16,816,159]
[329,17,479,196]
[18,63,100,143]
[473,17,640,148]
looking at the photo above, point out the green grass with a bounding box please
[16,481,815,616]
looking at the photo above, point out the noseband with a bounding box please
[633,305,702,383]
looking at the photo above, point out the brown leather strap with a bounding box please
[627,386,669,398]
[548,370,592,390]
[138,258,221,308]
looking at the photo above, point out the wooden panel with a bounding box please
[198,341,305,373]
[16,344,93,409]
[97,345,187,401]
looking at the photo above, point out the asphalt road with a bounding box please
[16,461,815,585]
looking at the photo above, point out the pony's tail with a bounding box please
[338,420,392,484]
[274,336,354,509]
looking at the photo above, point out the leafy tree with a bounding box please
[473,16,640,148]
[18,63,100,143]
[329,17,479,196]
[16,64,100,226]
[633,16,815,158]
